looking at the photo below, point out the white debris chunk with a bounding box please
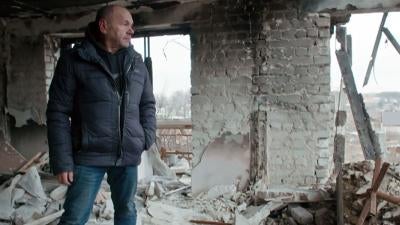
[235,201,284,225]
[100,198,114,220]
[0,175,21,220]
[11,188,25,205]
[49,185,68,201]
[146,201,212,225]
[17,167,47,200]
[148,144,176,178]
[206,184,236,199]
[154,182,166,198]
[146,181,155,197]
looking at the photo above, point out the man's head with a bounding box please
[95,5,134,52]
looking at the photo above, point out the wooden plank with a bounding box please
[189,220,232,225]
[17,151,46,173]
[357,161,389,224]
[363,12,388,86]
[336,170,344,225]
[377,191,400,204]
[250,110,267,185]
[336,50,381,160]
[382,27,400,55]
[157,119,192,129]
[356,198,371,225]
[370,158,382,215]
[371,162,389,191]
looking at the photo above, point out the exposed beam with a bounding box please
[382,27,400,55]
[336,50,381,160]
[363,12,388,87]
[302,0,400,13]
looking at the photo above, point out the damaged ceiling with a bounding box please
[2,0,400,19]
[0,0,198,18]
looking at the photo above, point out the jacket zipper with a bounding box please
[96,61,123,164]
[117,63,133,163]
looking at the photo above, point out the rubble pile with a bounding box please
[0,166,118,225]
[135,178,336,225]
[342,160,400,225]
[0,143,338,225]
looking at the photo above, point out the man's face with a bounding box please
[102,7,134,50]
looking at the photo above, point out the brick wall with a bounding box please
[191,0,334,189]
[44,35,60,101]
[256,12,334,187]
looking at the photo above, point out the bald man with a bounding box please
[47,5,156,225]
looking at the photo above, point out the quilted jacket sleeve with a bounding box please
[139,59,156,150]
[46,53,76,175]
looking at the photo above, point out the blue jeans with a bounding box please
[58,165,138,225]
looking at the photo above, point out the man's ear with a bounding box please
[99,18,108,34]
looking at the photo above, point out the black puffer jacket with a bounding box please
[46,31,156,175]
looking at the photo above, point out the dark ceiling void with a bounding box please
[0,0,187,18]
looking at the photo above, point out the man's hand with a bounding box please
[57,171,74,185]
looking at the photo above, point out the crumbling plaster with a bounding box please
[8,36,47,126]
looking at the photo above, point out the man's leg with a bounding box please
[107,166,138,225]
[58,165,106,225]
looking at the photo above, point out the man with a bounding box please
[46,5,156,225]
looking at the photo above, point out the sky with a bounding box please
[132,35,191,97]
[330,12,400,93]
[130,12,400,97]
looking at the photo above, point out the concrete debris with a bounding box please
[235,201,285,225]
[178,174,191,186]
[0,174,21,220]
[148,144,176,178]
[17,167,47,200]
[207,184,236,200]
[14,204,46,225]
[24,209,64,225]
[144,201,212,225]
[315,207,334,225]
[12,188,25,204]
[100,198,114,220]
[288,204,314,225]
[256,187,331,202]
[342,160,400,224]
[49,185,67,201]
[154,181,166,198]
[146,181,155,197]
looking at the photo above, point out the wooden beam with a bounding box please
[250,110,267,185]
[336,170,344,225]
[377,191,400,205]
[363,12,388,86]
[336,50,381,159]
[189,220,232,225]
[382,27,400,55]
[157,119,192,129]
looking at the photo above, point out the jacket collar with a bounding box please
[77,22,137,71]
